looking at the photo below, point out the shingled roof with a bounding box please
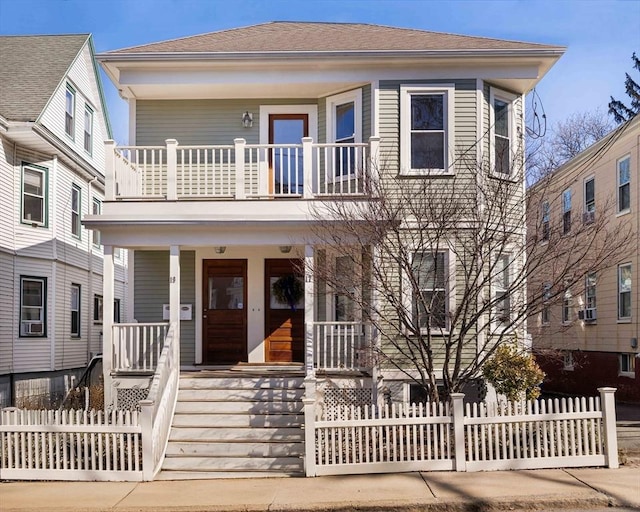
[0,34,89,122]
[104,21,558,55]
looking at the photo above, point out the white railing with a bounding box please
[0,408,142,481]
[313,322,371,371]
[304,388,619,477]
[112,323,169,373]
[140,322,179,481]
[106,137,380,201]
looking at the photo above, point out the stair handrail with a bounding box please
[140,321,179,481]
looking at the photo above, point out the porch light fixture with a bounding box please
[279,245,292,254]
[214,246,226,254]
[242,111,253,128]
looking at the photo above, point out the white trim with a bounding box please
[488,87,518,179]
[618,353,635,378]
[399,84,455,176]
[128,98,136,145]
[616,154,631,214]
[259,104,318,144]
[583,174,596,216]
[325,88,362,145]
[371,80,379,137]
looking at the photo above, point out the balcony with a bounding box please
[105,137,380,202]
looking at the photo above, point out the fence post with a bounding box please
[451,393,466,472]
[303,376,317,477]
[165,139,178,200]
[234,138,246,200]
[598,387,618,469]
[140,399,154,480]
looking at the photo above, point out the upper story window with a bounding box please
[617,155,631,213]
[92,198,101,247]
[585,272,597,311]
[20,276,46,337]
[493,254,511,329]
[400,84,454,175]
[584,177,595,224]
[562,188,572,234]
[327,89,362,179]
[618,263,632,320]
[84,105,93,155]
[71,185,81,238]
[22,164,47,226]
[562,287,572,324]
[65,84,75,139]
[71,283,81,337]
[490,88,517,178]
[541,282,551,325]
[411,251,448,331]
[541,201,550,242]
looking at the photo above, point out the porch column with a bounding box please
[169,246,181,347]
[102,245,115,409]
[304,245,315,377]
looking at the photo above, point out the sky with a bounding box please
[0,0,638,144]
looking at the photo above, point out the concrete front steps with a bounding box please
[157,372,306,480]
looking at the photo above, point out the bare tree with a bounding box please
[307,143,633,402]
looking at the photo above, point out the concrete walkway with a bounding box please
[2,464,639,512]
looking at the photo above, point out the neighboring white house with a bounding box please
[0,34,127,407]
[88,22,564,478]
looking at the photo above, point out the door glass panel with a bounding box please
[270,276,304,310]
[271,117,305,195]
[209,276,244,310]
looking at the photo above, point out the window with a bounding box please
[412,251,447,330]
[71,284,80,337]
[562,189,572,234]
[114,298,121,323]
[83,105,93,154]
[327,90,361,179]
[618,263,632,319]
[617,156,630,213]
[619,353,635,377]
[585,272,596,310]
[92,198,101,246]
[541,201,550,241]
[334,256,355,321]
[493,254,511,329]
[563,351,574,371]
[541,282,551,325]
[71,185,81,238]
[584,177,595,223]
[562,288,572,324]
[65,84,75,139]
[93,295,103,323]
[22,164,47,226]
[400,84,453,175]
[20,277,46,337]
[490,89,517,177]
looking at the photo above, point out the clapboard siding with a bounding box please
[136,99,319,146]
[0,251,15,372]
[0,137,16,252]
[134,250,195,365]
[362,83,372,142]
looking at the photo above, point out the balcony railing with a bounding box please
[105,137,380,201]
[313,322,372,372]
[112,322,169,374]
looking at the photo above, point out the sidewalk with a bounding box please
[2,464,639,512]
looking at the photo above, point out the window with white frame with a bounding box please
[618,263,632,319]
[493,254,511,329]
[65,84,75,139]
[84,105,93,155]
[617,156,630,213]
[71,185,81,238]
[619,353,635,377]
[585,272,596,311]
[562,188,572,234]
[92,198,101,246]
[562,288,572,323]
[541,282,551,325]
[490,88,518,177]
[334,255,356,322]
[71,283,80,337]
[22,164,47,226]
[584,177,595,224]
[541,200,550,241]
[400,84,454,175]
[20,276,46,337]
[411,251,448,330]
[327,90,361,178]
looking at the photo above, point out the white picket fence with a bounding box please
[0,408,143,481]
[307,388,619,476]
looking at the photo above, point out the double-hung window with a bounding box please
[541,282,551,325]
[84,105,93,155]
[541,201,550,241]
[617,156,631,213]
[71,284,81,337]
[490,88,517,177]
[22,164,47,226]
[327,90,361,179]
[584,177,595,223]
[20,277,46,337]
[619,353,635,377]
[65,84,75,139]
[71,185,81,238]
[562,189,572,234]
[618,263,632,320]
[562,288,572,324]
[585,272,597,311]
[400,85,454,175]
[92,198,101,246]
[411,251,448,330]
[493,254,511,329]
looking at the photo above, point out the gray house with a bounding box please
[88,22,563,478]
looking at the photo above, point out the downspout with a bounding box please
[87,176,98,363]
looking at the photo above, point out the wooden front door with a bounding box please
[202,259,247,364]
[264,259,304,363]
[269,114,309,195]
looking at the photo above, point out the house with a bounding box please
[89,22,563,478]
[0,35,127,408]
[528,115,640,403]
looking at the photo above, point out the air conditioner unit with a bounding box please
[578,308,597,322]
[24,322,43,334]
[582,211,595,224]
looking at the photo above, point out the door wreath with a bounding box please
[272,274,304,311]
